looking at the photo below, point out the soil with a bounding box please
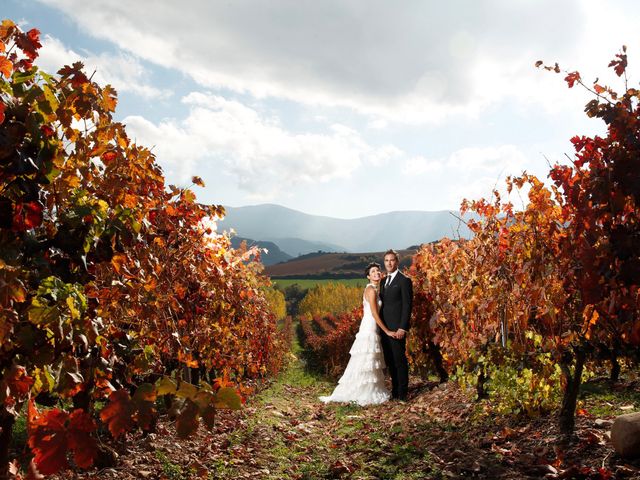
[44,358,640,480]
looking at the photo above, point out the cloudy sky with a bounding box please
[5,0,640,218]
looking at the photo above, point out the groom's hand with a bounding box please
[396,329,407,339]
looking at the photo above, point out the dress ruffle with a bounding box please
[319,294,390,406]
[349,331,385,355]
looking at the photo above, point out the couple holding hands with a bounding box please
[320,249,413,406]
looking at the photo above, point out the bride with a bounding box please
[319,263,398,406]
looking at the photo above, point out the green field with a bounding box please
[271,278,368,290]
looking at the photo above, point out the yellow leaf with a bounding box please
[66,296,80,320]
[0,20,16,40]
[214,387,241,410]
[156,376,177,396]
[176,381,198,401]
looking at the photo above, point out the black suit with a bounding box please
[380,270,413,400]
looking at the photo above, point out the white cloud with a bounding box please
[123,92,403,197]
[36,0,640,123]
[38,34,171,100]
[447,145,528,173]
[402,144,531,208]
[401,156,442,175]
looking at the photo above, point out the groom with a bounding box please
[380,249,413,401]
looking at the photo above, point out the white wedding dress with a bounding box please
[319,285,391,406]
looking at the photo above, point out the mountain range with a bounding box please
[220,204,471,260]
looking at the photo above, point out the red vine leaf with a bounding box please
[99,389,135,439]
[192,176,205,187]
[12,202,43,231]
[28,402,97,474]
[608,50,628,77]
[564,71,581,88]
[175,399,199,438]
[15,28,41,61]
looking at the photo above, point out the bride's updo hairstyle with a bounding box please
[365,262,381,277]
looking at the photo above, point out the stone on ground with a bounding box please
[611,411,640,458]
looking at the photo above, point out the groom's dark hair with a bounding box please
[384,249,399,261]
[365,262,381,276]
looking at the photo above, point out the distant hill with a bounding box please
[263,237,346,257]
[265,248,417,278]
[230,236,292,266]
[220,204,471,256]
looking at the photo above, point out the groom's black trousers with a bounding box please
[381,334,408,400]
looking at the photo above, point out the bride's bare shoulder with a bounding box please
[363,284,377,296]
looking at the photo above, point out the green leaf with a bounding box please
[13,70,36,85]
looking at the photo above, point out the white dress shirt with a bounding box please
[385,269,398,287]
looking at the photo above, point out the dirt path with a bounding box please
[57,345,640,480]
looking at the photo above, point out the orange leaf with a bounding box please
[0,20,16,41]
[0,55,13,78]
[102,85,118,112]
[143,276,157,292]
[178,350,199,368]
[123,193,138,209]
[99,389,135,438]
[175,284,187,299]
[5,365,33,400]
[111,253,127,274]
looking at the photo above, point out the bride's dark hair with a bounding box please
[365,262,381,277]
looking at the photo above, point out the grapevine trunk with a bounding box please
[558,348,586,436]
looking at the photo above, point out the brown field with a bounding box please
[265,248,417,278]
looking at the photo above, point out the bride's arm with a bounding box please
[365,286,394,337]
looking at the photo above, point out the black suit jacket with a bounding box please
[380,270,413,331]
